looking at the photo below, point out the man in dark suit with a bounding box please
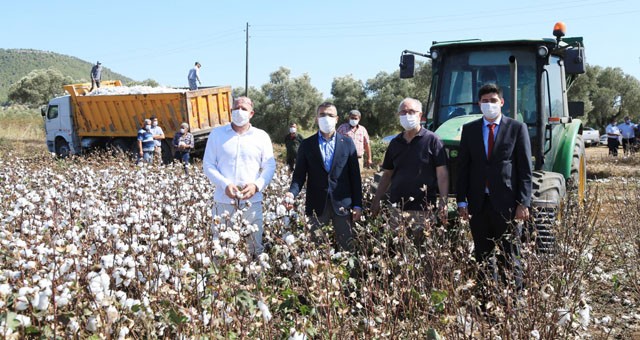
[286,102,363,252]
[457,84,532,287]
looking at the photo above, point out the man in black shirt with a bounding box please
[371,97,449,242]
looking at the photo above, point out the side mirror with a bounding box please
[568,101,584,117]
[41,105,47,117]
[400,54,415,79]
[564,47,585,75]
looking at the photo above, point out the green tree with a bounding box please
[8,68,73,105]
[251,67,322,138]
[331,75,366,118]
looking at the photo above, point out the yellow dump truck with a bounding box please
[42,80,232,162]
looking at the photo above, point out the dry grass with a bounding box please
[0,106,45,142]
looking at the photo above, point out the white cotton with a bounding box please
[0,283,11,296]
[32,291,50,311]
[106,305,119,323]
[86,315,99,332]
[578,303,591,327]
[530,330,540,339]
[14,314,31,327]
[258,300,272,322]
[284,233,296,246]
[556,308,571,326]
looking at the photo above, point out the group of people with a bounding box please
[202,84,532,294]
[606,116,638,156]
[89,60,204,92]
[136,117,194,175]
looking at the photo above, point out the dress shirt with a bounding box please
[318,132,336,172]
[606,124,621,137]
[483,115,502,157]
[203,124,276,204]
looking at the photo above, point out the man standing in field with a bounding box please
[89,61,102,92]
[456,84,532,290]
[150,116,165,164]
[137,119,155,164]
[187,62,202,90]
[617,116,636,156]
[337,109,372,171]
[284,123,304,172]
[203,96,276,257]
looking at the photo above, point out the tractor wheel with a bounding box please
[567,135,587,200]
[530,171,566,252]
[161,139,174,165]
[55,138,71,158]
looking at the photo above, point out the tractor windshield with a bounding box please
[435,47,537,127]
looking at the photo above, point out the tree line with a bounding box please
[7,62,640,139]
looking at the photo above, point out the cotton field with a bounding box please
[0,150,638,338]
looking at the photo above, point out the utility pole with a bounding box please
[245,22,249,97]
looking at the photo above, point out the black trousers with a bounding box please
[308,198,354,252]
[608,137,620,156]
[469,195,522,289]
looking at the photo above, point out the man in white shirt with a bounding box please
[150,116,165,164]
[203,96,276,257]
[617,116,636,156]
[606,117,622,157]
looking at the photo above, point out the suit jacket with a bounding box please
[456,115,532,217]
[289,132,363,217]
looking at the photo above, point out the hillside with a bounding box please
[0,49,134,102]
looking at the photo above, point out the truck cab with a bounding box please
[42,95,78,157]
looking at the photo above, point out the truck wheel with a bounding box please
[55,138,71,158]
[111,138,135,160]
[161,139,174,165]
[530,171,566,252]
[567,135,587,200]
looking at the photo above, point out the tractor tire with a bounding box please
[530,171,566,252]
[567,135,587,200]
[55,138,71,158]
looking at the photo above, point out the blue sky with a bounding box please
[4,0,640,97]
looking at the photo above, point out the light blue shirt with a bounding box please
[483,115,502,157]
[318,132,336,172]
[617,122,636,138]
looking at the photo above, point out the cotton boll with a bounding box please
[556,308,571,326]
[15,296,30,311]
[0,283,11,296]
[14,314,31,327]
[284,233,296,246]
[578,301,591,328]
[106,305,119,323]
[257,300,272,322]
[32,291,50,311]
[86,315,99,332]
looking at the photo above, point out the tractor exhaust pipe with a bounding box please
[509,56,518,119]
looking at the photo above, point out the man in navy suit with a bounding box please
[457,84,532,287]
[286,102,363,252]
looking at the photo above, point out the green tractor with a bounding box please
[399,22,587,249]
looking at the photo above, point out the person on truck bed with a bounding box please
[150,116,165,164]
[203,96,276,258]
[89,61,102,92]
[137,119,155,164]
[173,122,194,175]
[187,62,202,90]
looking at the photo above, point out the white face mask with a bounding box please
[318,116,337,134]
[289,128,297,133]
[349,119,359,127]
[145,125,151,131]
[180,128,186,134]
[231,109,251,126]
[399,114,420,130]
[152,121,158,127]
[480,102,501,120]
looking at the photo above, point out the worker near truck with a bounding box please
[137,119,155,164]
[150,116,165,164]
[203,96,276,257]
[89,61,102,92]
[370,98,449,246]
[336,109,373,171]
[173,122,194,175]
[456,84,532,290]
[187,62,202,90]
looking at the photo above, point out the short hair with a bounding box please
[150,116,157,120]
[290,123,297,127]
[195,62,201,67]
[233,96,254,110]
[316,102,336,113]
[144,119,152,124]
[349,109,361,117]
[397,98,423,113]
[478,83,503,100]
